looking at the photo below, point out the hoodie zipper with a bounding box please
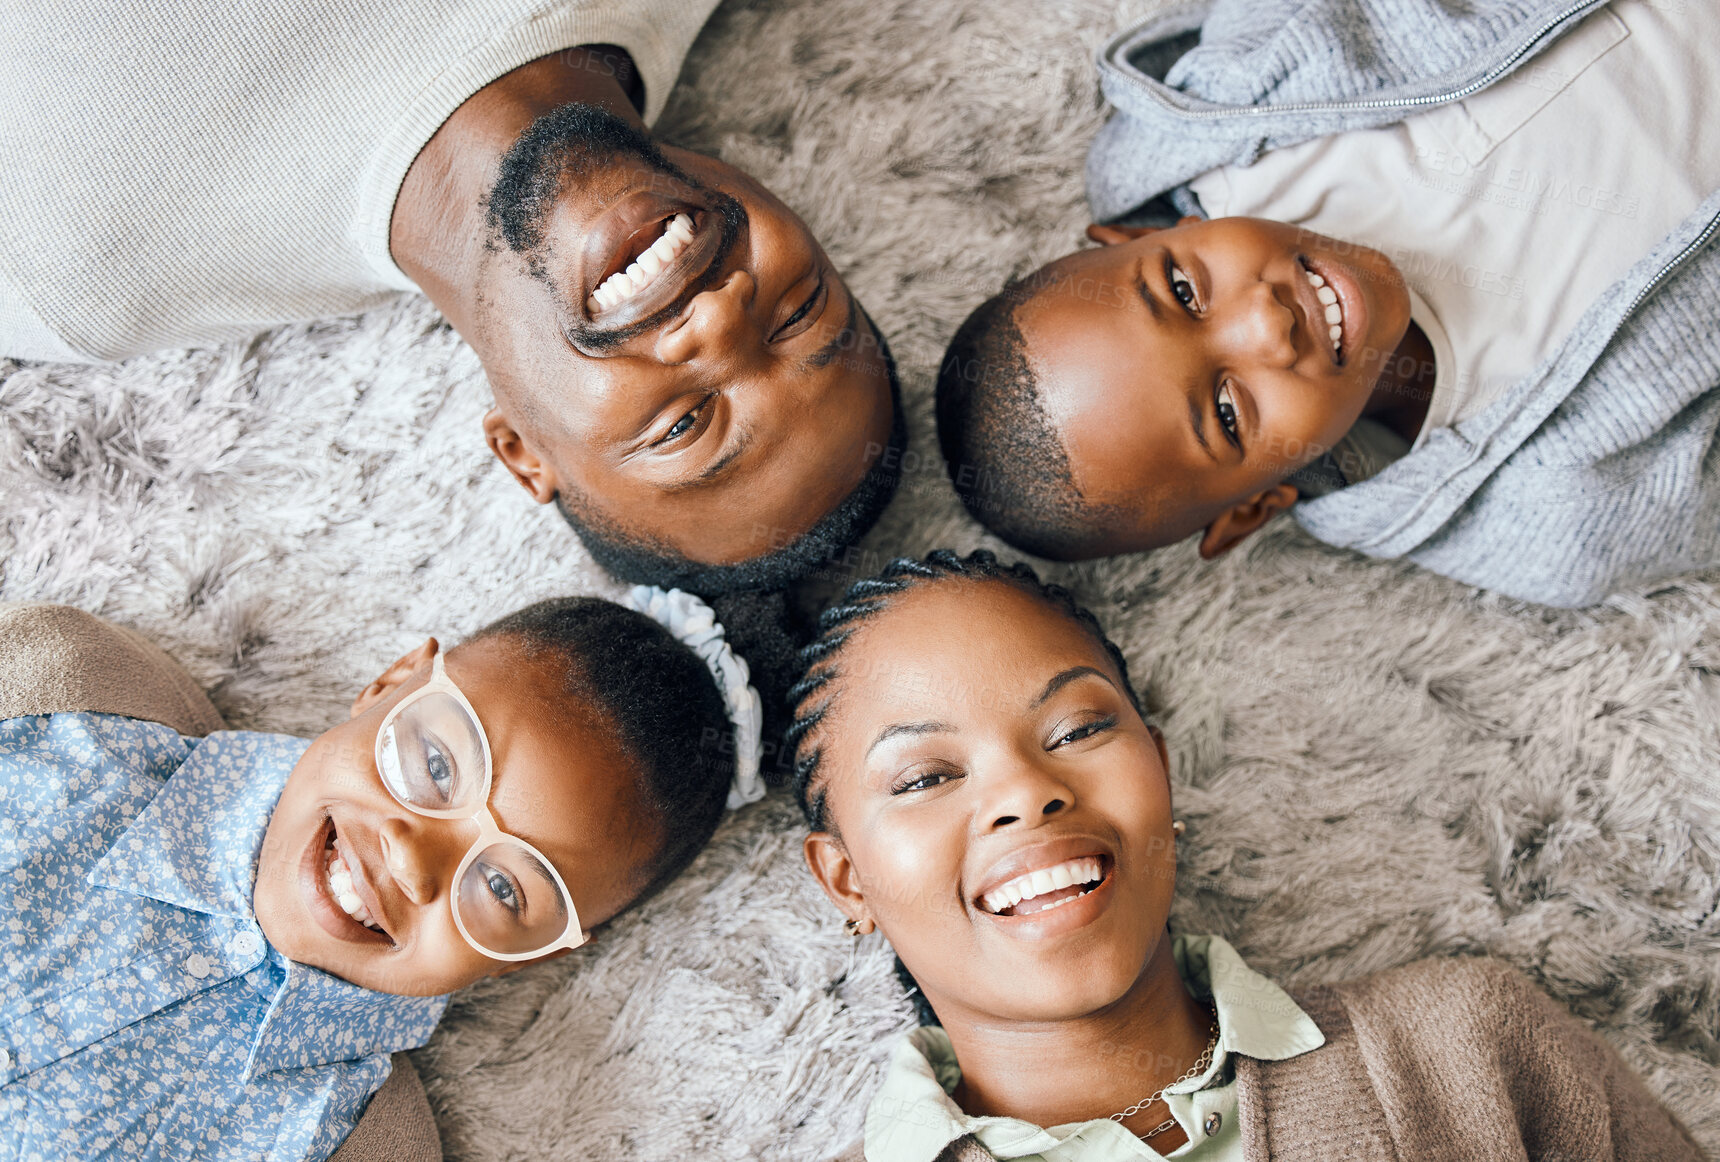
[1108,0,1608,119]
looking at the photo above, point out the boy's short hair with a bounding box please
[468,597,733,903]
[934,288,1113,560]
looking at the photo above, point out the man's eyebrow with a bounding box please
[866,720,953,760]
[1030,665,1116,709]
[1188,391,1214,459]
[802,284,859,372]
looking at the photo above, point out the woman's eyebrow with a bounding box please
[866,720,952,759]
[1030,665,1115,708]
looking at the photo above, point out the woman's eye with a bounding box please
[1053,715,1117,748]
[1169,262,1197,309]
[483,865,522,914]
[891,768,958,795]
[1216,382,1241,445]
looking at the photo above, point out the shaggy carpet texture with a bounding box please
[4,0,1719,1157]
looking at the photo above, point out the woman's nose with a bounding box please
[1218,279,1297,368]
[654,269,758,365]
[981,755,1076,832]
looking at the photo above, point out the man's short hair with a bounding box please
[935,287,1111,560]
[557,325,908,598]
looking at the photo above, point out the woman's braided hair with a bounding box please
[783,549,1143,832]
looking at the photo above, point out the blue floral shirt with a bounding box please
[0,713,447,1162]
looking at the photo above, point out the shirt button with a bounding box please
[184,953,212,979]
[230,932,262,957]
[1204,1111,1223,1137]
[0,1047,11,1069]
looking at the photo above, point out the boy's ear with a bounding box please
[1085,216,1199,247]
[351,637,438,719]
[804,832,872,930]
[1197,483,1299,560]
[483,407,558,505]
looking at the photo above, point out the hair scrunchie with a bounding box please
[623,586,766,810]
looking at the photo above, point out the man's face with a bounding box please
[1019,217,1411,551]
[479,117,895,566]
[253,636,660,996]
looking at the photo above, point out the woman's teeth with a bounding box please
[325,846,382,931]
[981,856,1105,916]
[1303,266,1344,358]
[587,213,695,314]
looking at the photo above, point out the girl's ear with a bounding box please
[804,832,870,927]
[351,638,438,719]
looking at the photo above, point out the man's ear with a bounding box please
[804,832,870,928]
[1197,483,1299,560]
[1085,216,1199,247]
[351,638,438,719]
[483,407,558,504]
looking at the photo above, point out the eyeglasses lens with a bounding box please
[457,840,573,956]
[377,690,486,813]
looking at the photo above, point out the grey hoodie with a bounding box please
[1086,0,1720,607]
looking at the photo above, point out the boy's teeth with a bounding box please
[981,856,1105,915]
[1303,265,1343,356]
[587,213,695,314]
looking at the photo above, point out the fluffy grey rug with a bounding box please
[4,0,1718,1157]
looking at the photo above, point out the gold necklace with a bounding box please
[1106,1009,1220,1141]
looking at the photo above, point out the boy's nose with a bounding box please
[1219,279,1297,368]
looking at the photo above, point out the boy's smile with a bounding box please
[1017,216,1414,555]
[802,579,1178,1025]
[254,636,660,996]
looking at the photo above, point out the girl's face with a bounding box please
[803,580,1177,1025]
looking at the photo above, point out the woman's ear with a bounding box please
[351,638,438,719]
[804,832,870,928]
[1197,484,1299,560]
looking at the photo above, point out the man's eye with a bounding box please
[1168,261,1197,309]
[658,398,710,444]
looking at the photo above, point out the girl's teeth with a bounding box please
[1316,285,1337,306]
[587,213,696,314]
[325,847,381,930]
[1330,325,1342,342]
[1307,272,1325,288]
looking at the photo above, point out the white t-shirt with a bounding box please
[0,0,720,362]
[1189,0,1720,446]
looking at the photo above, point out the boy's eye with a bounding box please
[1167,258,1197,310]
[1052,715,1117,748]
[1216,382,1241,447]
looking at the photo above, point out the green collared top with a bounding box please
[863,935,1325,1162]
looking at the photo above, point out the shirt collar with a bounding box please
[89,729,310,918]
[865,934,1325,1162]
[88,729,448,1076]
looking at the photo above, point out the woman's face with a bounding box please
[802,580,1177,1025]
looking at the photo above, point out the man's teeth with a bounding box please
[588,213,695,314]
[1303,266,1343,356]
[981,856,1105,915]
[325,846,382,931]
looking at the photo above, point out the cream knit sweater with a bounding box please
[0,0,719,362]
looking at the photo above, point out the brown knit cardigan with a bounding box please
[832,951,1706,1162]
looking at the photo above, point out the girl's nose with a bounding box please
[378,815,451,906]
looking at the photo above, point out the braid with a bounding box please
[784,548,1142,830]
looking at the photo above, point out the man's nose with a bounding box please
[1217,279,1297,368]
[654,269,759,365]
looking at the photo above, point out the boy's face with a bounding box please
[803,580,1179,1026]
[1019,216,1411,556]
[254,636,662,996]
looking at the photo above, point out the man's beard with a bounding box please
[486,103,747,352]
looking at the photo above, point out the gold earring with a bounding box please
[1172,819,1186,837]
